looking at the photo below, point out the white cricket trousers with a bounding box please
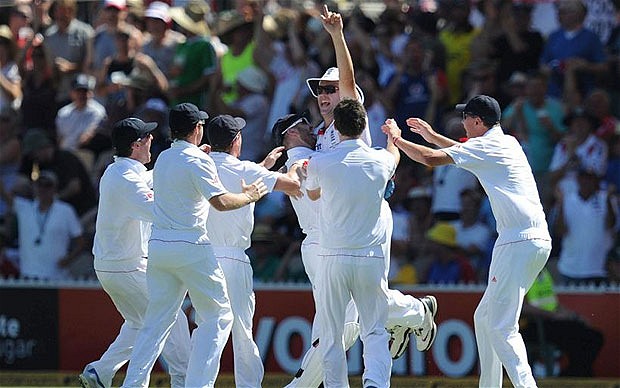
[122,241,233,388]
[474,238,551,388]
[89,264,191,388]
[214,246,264,388]
[317,253,391,388]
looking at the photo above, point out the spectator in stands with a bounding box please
[0,171,84,280]
[462,60,511,109]
[424,222,476,284]
[452,187,493,281]
[210,66,270,162]
[502,71,566,206]
[521,267,604,377]
[490,3,544,87]
[215,8,261,104]
[92,0,139,73]
[168,0,216,107]
[548,107,607,195]
[56,73,106,154]
[430,115,478,222]
[8,4,33,52]
[0,25,22,112]
[584,88,619,144]
[554,165,616,286]
[263,8,318,131]
[605,132,620,192]
[358,69,389,149]
[438,0,479,105]
[386,38,448,139]
[141,1,185,80]
[540,0,607,104]
[0,108,20,222]
[19,129,97,216]
[44,0,94,109]
[20,43,57,134]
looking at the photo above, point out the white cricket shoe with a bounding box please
[413,295,437,352]
[388,325,413,359]
[79,367,105,388]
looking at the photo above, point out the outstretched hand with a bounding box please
[406,117,436,143]
[261,146,285,169]
[241,178,268,203]
[320,4,343,36]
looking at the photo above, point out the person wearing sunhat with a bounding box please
[79,117,191,388]
[424,222,476,284]
[382,94,551,388]
[215,7,264,104]
[0,24,21,112]
[121,103,269,388]
[205,114,301,387]
[168,0,216,107]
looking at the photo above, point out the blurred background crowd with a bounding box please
[0,0,619,287]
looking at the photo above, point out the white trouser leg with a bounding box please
[476,239,550,388]
[217,250,264,388]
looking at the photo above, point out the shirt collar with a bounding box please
[287,146,314,162]
[115,156,147,174]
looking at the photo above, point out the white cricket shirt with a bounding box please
[443,126,550,245]
[285,146,319,242]
[150,140,227,244]
[93,157,154,271]
[207,152,279,249]
[306,139,396,249]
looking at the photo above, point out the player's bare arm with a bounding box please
[321,5,356,100]
[406,117,458,148]
[382,118,453,167]
[209,177,268,211]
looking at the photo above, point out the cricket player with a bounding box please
[80,118,190,388]
[121,103,268,388]
[205,114,302,387]
[382,95,552,388]
[276,111,438,387]
[284,6,438,387]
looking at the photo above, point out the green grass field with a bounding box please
[1,372,618,388]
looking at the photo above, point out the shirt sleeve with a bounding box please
[119,169,155,222]
[443,138,486,169]
[192,155,228,199]
[305,156,320,191]
[242,161,279,193]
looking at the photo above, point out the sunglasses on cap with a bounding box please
[281,117,310,136]
[316,85,339,95]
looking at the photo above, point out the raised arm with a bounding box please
[320,5,357,101]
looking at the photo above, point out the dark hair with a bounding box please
[333,98,367,137]
[115,144,133,157]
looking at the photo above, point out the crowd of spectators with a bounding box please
[0,0,619,287]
